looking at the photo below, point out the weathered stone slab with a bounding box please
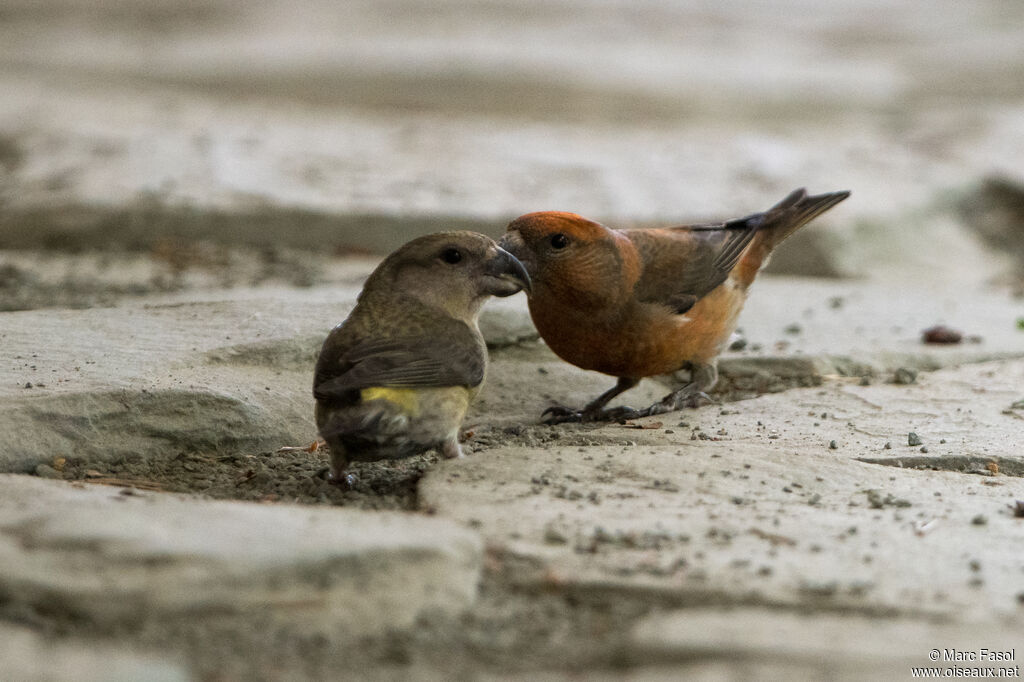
[3,277,1021,473]
[0,624,187,682]
[0,288,535,472]
[423,359,1024,620]
[0,475,482,633]
[630,609,1023,680]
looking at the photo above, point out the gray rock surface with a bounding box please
[0,285,535,472]
[423,359,1024,619]
[0,624,187,682]
[631,609,1022,680]
[3,277,1020,473]
[3,278,1017,676]
[0,475,481,632]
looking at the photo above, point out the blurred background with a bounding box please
[1,0,1023,306]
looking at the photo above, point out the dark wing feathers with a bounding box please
[627,188,848,314]
[710,215,762,273]
[314,322,484,402]
[662,293,699,316]
[628,215,760,311]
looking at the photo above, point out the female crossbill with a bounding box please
[314,232,530,484]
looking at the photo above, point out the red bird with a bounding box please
[499,188,850,423]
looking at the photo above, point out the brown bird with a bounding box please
[499,188,850,423]
[314,232,530,484]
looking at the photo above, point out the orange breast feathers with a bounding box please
[524,228,746,378]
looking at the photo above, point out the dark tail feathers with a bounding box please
[760,187,850,248]
[733,187,850,285]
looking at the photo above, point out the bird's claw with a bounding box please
[592,406,644,423]
[541,404,584,424]
[542,404,648,424]
[641,401,674,417]
[682,391,720,408]
[321,467,358,489]
[654,389,719,412]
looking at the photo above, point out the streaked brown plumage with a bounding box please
[314,231,530,483]
[499,188,850,422]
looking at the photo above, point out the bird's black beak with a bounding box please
[484,246,532,297]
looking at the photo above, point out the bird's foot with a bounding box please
[638,400,674,417]
[441,438,465,460]
[679,391,720,409]
[542,404,645,424]
[650,389,720,414]
[589,405,645,423]
[541,404,584,424]
[319,466,357,489]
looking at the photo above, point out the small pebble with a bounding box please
[922,325,962,345]
[971,515,988,526]
[920,446,929,453]
[908,432,922,447]
[829,440,838,450]
[884,442,892,450]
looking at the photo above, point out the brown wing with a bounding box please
[628,213,763,314]
[314,320,484,403]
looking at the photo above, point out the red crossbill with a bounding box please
[314,232,530,484]
[499,188,850,423]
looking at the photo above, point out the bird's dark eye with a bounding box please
[441,248,463,264]
[550,233,569,249]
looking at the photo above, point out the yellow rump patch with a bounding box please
[360,387,420,415]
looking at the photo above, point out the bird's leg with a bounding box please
[581,377,645,421]
[324,445,358,488]
[441,434,465,459]
[542,377,641,424]
[643,362,720,416]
